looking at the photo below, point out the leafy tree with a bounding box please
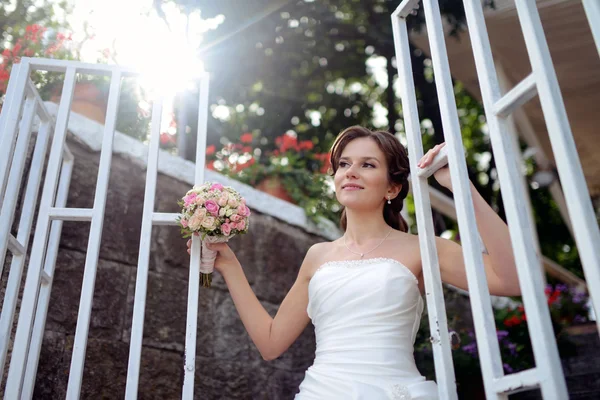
[0,0,71,43]
[158,0,582,278]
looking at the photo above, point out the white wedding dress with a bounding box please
[295,257,439,400]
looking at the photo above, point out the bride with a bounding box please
[187,126,520,399]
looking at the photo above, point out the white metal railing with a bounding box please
[392,0,600,399]
[0,60,72,391]
[0,57,211,399]
[391,8,457,399]
[124,74,209,400]
[582,0,600,57]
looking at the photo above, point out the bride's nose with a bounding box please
[345,164,359,179]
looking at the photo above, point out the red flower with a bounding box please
[206,145,216,155]
[547,291,560,305]
[12,43,22,57]
[160,132,175,145]
[206,160,216,170]
[242,146,252,153]
[236,158,256,171]
[504,315,522,327]
[278,134,299,152]
[299,140,314,150]
[240,133,253,143]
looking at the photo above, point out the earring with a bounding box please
[387,196,391,205]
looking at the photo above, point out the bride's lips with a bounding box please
[342,184,364,191]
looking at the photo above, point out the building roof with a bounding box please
[410,0,600,196]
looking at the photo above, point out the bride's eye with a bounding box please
[339,161,350,168]
[363,163,375,168]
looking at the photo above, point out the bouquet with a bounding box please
[177,182,251,287]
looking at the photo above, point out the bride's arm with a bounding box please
[417,143,520,297]
[202,241,320,360]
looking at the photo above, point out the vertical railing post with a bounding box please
[21,151,74,399]
[124,96,164,399]
[0,63,30,199]
[582,0,600,58]
[0,119,53,379]
[5,65,77,399]
[514,0,600,338]
[66,69,123,398]
[391,8,457,399]
[461,0,570,397]
[420,0,506,398]
[182,73,210,399]
[0,94,37,274]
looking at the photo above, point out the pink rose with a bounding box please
[221,223,232,236]
[230,214,241,222]
[218,193,229,207]
[194,207,206,218]
[195,196,205,206]
[211,183,224,191]
[227,197,239,208]
[201,216,216,230]
[183,193,197,207]
[236,220,246,231]
[188,214,203,230]
[180,218,189,228]
[237,205,251,217]
[204,200,219,216]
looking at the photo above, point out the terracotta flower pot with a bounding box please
[256,176,296,204]
[51,82,107,124]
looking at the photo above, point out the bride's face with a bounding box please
[334,137,390,210]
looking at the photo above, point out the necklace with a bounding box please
[343,228,393,258]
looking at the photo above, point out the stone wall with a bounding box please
[17,138,324,399]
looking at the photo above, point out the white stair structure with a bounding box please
[0,58,210,399]
[391,0,600,399]
[0,0,599,397]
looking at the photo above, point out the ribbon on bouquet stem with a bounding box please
[198,235,234,287]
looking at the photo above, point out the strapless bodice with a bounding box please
[295,257,438,400]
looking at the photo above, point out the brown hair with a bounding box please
[330,126,410,232]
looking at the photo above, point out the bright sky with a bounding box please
[67,0,223,96]
[64,0,389,127]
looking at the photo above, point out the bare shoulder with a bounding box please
[387,229,424,277]
[301,241,338,279]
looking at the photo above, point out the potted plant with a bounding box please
[206,131,340,223]
[414,282,591,398]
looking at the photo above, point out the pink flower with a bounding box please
[236,220,246,231]
[188,214,203,230]
[180,218,189,228]
[183,193,197,207]
[227,197,239,208]
[237,205,251,217]
[204,200,219,216]
[230,214,241,222]
[218,193,229,207]
[210,183,224,191]
[201,216,216,230]
[221,223,232,236]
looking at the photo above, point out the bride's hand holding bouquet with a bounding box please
[178,182,251,287]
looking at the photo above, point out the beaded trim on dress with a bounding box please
[312,257,419,284]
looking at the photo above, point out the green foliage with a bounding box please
[206,131,340,223]
[165,0,584,279]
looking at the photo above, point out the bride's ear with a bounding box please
[386,184,402,200]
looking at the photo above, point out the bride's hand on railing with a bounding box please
[417,142,452,191]
[187,239,240,275]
